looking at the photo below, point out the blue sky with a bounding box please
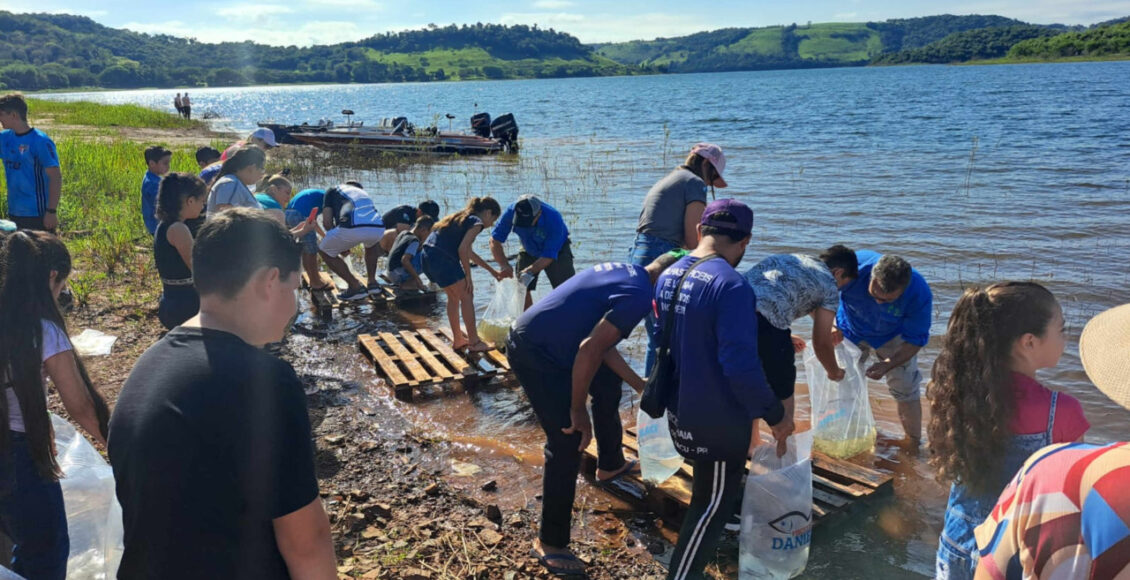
[12,0,1130,46]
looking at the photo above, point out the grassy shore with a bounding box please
[0,99,222,309]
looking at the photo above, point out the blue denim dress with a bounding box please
[935,392,1059,580]
[628,232,678,375]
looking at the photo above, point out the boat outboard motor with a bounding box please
[490,113,519,152]
[392,116,409,135]
[470,112,492,138]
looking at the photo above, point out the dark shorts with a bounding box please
[9,215,53,233]
[158,287,200,330]
[517,240,575,290]
[757,311,796,401]
[421,245,464,288]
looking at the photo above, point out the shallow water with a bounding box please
[48,62,1130,577]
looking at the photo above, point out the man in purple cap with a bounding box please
[633,143,729,374]
[652,198,794,580]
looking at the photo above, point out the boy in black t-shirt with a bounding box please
[108,208,336,579]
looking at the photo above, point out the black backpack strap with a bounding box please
[656,254,720,351]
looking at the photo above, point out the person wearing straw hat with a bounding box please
[973,303,1130,580]
[631,143,727,375]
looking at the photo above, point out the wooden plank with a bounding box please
[482,348,510,371]
[812,452,892,490]
[416,329,472,375]
[436,326,510,372]
[812,487,850,509]
[377,332,431,383]
[813,472,870,498]
[400,331,457,381]
[359,334,411,387]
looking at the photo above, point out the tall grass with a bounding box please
[27,98,206,130]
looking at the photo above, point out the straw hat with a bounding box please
[1080,303,1130,411]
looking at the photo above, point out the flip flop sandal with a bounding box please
[530,548,587,577]
[595,459,640,485]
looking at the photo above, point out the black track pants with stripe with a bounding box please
[666,459,745,580]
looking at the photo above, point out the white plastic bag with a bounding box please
[636,409,683,485]
[52,414,123,580]
[70,330,117,357]
[477,278,527,346]
[804,340,877,458]
[740,431,814,580]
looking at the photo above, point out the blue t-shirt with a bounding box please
[255,194,282,210]
[513,262,652,369]
[1,128,60,217]
[491,201,570,259]
[425,215,483,258]
[836,250,933,347]
[141,171,162,235]
[653,255,784,461]
[198,162,222,186]
[286,189,325,217]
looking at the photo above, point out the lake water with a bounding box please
[47,62,1130,578]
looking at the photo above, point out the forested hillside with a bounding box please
[1007,20,1130,59]
[0,13,631,90]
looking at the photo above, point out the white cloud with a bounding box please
[833,12,859,20]
[121,19,371,46]
[532,0,575,9]
[303,0,383,9]
[947,0,1130,25]
[215,3,295,19]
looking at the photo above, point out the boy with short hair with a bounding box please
[142,146,172,235]
[0,93,62,232]
[385,216,434,290]
[108,208,335,579]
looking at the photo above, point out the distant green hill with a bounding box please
[1006,20,1130,60]
[593,14,1029,72]
[0,12,633,90]
[873,25,1060,64]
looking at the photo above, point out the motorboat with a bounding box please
[258,110,519,155]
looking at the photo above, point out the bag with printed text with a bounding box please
[740,430,813,580]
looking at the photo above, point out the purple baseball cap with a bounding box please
[690,143,728,188]
[700,198,753,237]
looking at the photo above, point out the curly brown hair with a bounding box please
[927,281,1058,494]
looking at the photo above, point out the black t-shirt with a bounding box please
[108,327,319,579]
[381,205,416,229]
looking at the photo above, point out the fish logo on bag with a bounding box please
[768,511,811,535]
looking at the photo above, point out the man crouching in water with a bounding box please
[657,199,795,580]
[506,251,685,577]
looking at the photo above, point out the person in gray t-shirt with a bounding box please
[742,246,860,422]
[630,143,729,374]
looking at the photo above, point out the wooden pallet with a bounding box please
[582,429,892,527]
[359,328,510,400]
[369,284,438,306]
[436,326,511,375]
[301,271,339,320]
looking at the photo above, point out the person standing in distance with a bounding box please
[632,143,726,373]
[0,93,62,232]
[656,199,794,580]
[833,251,932,444]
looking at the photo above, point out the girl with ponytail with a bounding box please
[0,230,110,580]
[929,282,1089,580]
[422,197,504,352]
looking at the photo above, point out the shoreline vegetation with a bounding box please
[27,98,673,580]
[1,12,1128,93]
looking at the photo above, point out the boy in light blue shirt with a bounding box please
[0,93,61,232]
[141,146,172,235]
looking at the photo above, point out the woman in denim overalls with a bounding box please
[926,282,1090,580]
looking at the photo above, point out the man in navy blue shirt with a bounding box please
[507,251,681,577]
[835,250,932,443]
[490,194,575,309]
[654,199,794,580]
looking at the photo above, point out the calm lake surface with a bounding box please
[48,62,1130,578]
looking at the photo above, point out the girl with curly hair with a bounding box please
[928,281,1089,580]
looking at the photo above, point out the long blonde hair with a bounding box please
[434,197,500,232]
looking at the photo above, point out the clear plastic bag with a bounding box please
[804,340,877,458]
[52,414,123,580]
[740,431,814,580]
[636,409,683,485]
[477,278,527,346]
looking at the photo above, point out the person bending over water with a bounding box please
[422,197,504,353]
[508,251,682,576]
[929,282,1088,580]
[632,143,727,374]
[833,251,932,443]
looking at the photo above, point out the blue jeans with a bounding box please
[628,232,679,375]
[0,432,69,580]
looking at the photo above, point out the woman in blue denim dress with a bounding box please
[927,282,1089,579]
